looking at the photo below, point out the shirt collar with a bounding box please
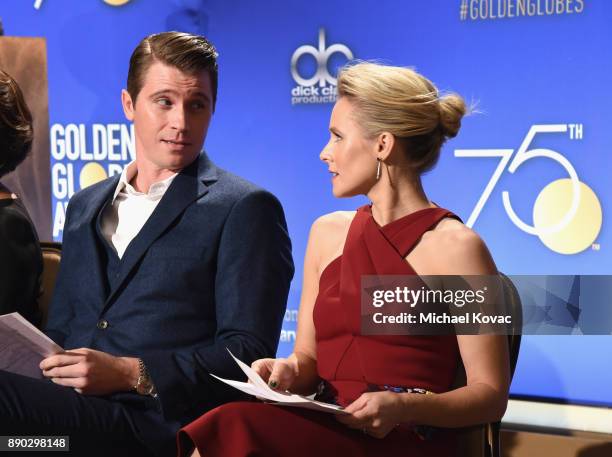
[111,161,178,203]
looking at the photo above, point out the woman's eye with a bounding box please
[333,134,342,143]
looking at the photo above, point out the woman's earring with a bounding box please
[376,158,382,180]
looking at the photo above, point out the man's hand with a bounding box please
[39,348,140,396]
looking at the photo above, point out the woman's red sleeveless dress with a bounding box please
[178,206,461,457]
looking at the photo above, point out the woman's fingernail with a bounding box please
[269,380,278,388]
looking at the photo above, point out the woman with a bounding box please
[0,69,43,326]
[178,62,509,457]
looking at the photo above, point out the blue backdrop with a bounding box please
[3,0,609,407]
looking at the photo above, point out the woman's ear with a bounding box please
[375,131,395,161]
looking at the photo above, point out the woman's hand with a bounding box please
[251,358,297,391]
[336,391,410,439]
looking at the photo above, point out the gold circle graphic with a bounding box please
[79,162,108,190]
[533,178,602,255]
[103,0,131,6]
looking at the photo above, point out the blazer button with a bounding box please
[97,320,109,330]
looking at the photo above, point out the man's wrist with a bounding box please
[119,357,141,391]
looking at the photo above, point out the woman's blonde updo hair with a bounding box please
[336,62,467,174]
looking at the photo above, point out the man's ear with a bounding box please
[375,131,395,161]
[121,89,135,121]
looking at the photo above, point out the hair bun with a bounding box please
[438,93,467,138]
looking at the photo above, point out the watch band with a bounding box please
[134,358,157,397]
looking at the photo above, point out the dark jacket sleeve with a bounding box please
[143,189,294,420]
[44,198,78,346]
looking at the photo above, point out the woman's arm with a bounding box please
[398,333,509,427]
[405,228,510,426]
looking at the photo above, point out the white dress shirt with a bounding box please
[101,161,177,259]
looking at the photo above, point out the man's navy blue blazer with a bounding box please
[45,153,294,443]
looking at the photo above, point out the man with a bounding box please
[0,32,294,456]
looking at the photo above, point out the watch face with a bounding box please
[136,377,154,395]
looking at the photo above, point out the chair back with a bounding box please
[38,241,62,329]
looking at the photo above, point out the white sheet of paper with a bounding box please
[0,312,63,379]
[211,349,346,414]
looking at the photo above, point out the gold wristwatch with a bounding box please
[134,358,157,397]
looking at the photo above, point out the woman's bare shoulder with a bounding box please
[308,211,356,272]
[312,210,356,232]
[425,217,481,243]
[310,211,356,247]
[419,218,497,275]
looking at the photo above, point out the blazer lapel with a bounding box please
[104,153,217,307]
[81,175,120,305]
[84,175,120,227]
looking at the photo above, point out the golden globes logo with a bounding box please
[455,124,602,255]
[50,123,134,237]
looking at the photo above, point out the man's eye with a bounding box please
[156,98,171,106]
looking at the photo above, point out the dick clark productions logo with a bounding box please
[290,29,354,105]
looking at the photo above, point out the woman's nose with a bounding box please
[319,142,333,163]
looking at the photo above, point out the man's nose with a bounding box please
[170,106,188,131]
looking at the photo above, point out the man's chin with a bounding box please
[161,151,200,170]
